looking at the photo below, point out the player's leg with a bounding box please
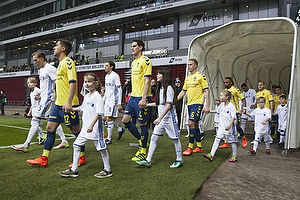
[93,139,113,178]
[53,124,69,149]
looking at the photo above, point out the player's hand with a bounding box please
[203,107,210,114]
[27,113,31,117]
[118,104,122,112]
[34,93,41,100]
[153,118,161,125]
[138,98,147,108]
[87,126,93,133]
[62,102,73,113]
[225,125,230,131]
[250,105,254,109]
[261,121,267,125]
[242,109,246,114]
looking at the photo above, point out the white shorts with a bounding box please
[216,129,238,143]
[254,132,273,143]
[73,133,106,151]
[31,118,43,126]
[104,105,118,118]
[152,121,179,139]
[35,101,55,119]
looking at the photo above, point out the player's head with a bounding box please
[257,81,265,91]
[27,77,38,89]
[156,67,177,105]
[187,58,198,73]
[105,61,115,73]
[272,84,278,93]
[241,83,249,92]
[220,90,231,102]
[215,96,221,105]
[275,85,282,95]
[279,94,287,105]
[32,51,46,67]
[151,79,156,86]
[257,97,266,108]
[54,40,72,57]
[224,77,233,89]
[84,72,101,93]
[131,39,145,56]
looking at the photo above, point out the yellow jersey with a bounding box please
[256,89,273,109]
[183,71,208,105]
[55,57,79,106]
[226,86,245,113]
[131,56,152,97]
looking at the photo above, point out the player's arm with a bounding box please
[153,102,172,125]
[72,107,79,112]
[242,98,246,113]
[177,89,186,100]
[262,117,270,125]
[146,102,157,107]
[203,88,210,114]
[117,85,123,111]
[87,114,101,133]
[225,117,235,131]
[138,76,150,108]
[63,81,76,112]
[270,100,274,114]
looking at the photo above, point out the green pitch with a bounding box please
[0,115,230,200]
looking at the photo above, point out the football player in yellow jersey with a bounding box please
[177,58,210,156]
[122,39,152,161]
[27,40,85,167]
[219,77,248,148]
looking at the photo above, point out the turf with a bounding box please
[0,115,231,200]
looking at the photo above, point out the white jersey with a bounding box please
[104,71,122,106]
[217,102,236,134]
[214,104,220,124]
[241,88,256,119]
[157,85,178,123]
[30,87,41,117]
[276,104,288,131]
[39,63,56,102]
[79,91,104,140]
[250,107,271,134]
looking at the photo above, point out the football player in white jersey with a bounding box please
[135,67,183,168]
[59,73,112,178]
[31,51,69,149]
[247,97,272,155]
[103,61,125,144]
[11,77,44,152]
[241,83,256,142]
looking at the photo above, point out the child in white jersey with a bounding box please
[203,90,238,162]
[135,67,183,168]
[275,95,288,147]
[214,97,221,135]
[11,77,44,152]
[247,97,272,155]
[59,73,112,178]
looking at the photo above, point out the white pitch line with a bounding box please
[0,123,76,149]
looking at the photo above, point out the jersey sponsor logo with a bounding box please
[49,116,57,119]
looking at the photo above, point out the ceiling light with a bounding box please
[132,25,135,29]
[146,23,149,26]
[93,33,97,36]
[116,28,120,32]
[104,30,108,34]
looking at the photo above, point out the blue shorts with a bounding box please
[124,96,151,123]
[188,104,203,122]
[271,115,278,123]
[48,105,80,127]
[236,113,241,127]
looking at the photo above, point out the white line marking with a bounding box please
[0,123,75,149]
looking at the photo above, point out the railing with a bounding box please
[5,101,27,108]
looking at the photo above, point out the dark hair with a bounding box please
[32,51,46,61]
[106,61,115,70]
[241,83,247,88]
[188,58,198,66]
[272,85,278,89]
[59,40,72,55]
[279,94,287,99]
[155,67,177,106]
[133,39,145,51]
[84,73,102,93]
